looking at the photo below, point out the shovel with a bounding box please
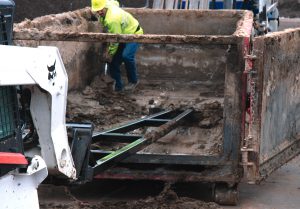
[101,62,114,90]
[104,62,108,75]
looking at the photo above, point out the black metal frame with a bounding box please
[89,109,194,176]
[89,109,240,167]
[67,123,94,182]
[87,104,242,185]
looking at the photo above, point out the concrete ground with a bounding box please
[226,155,300,209]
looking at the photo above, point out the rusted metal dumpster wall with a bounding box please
[14,8,245,91]
[137,44,228,96]
[253,28,300,181]
[13,8,253,186]
[128,9,241,35]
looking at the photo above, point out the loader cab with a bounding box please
[0,0,20,150]
[0,0,14,45]
[0,0,25,176]
[0,86,24,176]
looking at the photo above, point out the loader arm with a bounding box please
[0,45,76,179]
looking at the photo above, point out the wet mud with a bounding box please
[39,182,221,209]
[66,74,224,155]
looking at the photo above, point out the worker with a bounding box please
[91,0,144,92]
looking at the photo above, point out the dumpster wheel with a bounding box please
[213,183,238,205]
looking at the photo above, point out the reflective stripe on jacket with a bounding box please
[100,5,144,56]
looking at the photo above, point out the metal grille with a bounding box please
[0,86,18,140]
[0,14,8,45]
[0,3,14,46]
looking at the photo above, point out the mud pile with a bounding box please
[66,75,147,131]
[66,74,224,155]
[41,194,221,209]
[39,183,221,209]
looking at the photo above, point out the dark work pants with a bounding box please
[109,42,139,91]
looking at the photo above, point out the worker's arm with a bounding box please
[106,21,122,56]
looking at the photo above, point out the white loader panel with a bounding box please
[0,156,48,209]
[0,45,76,179]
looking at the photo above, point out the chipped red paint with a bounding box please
[0,152,28,165]
[240,12,254,140]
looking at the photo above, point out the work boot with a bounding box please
[112,81,123,92]
[124,81,139,91]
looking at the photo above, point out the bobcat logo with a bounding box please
[47,60,57,80]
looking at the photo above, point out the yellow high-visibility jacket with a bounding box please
[100,5,143,56]
[106,0,119,7]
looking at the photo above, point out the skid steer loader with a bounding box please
[0,2,192,208]
[0,1,94,208]
[0,1,48,209]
